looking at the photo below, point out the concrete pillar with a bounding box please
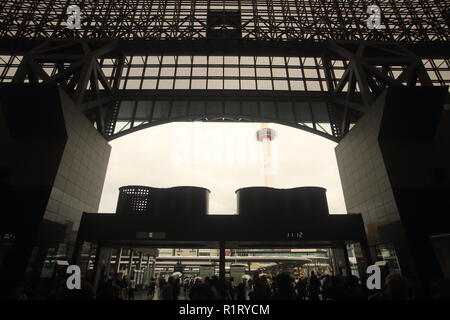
[327,248,338,275]
[0,84,111,297]
[104,248,113,277]
[127,249,134,278]
[138,252,143,268]
[341,242,352,276]
[71,240,83,266]
[145,255,152,284]
[360,239,373,267]
[219,241,226,280]
[91,245,111,293]
[115,248,123,273]
[332,246,350,276]
[137,252,143,284]
[150,259,156,280]
[335,87,449,297]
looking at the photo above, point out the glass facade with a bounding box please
[376,243,401,274]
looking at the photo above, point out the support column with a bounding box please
[137,252,143,284]
[332,246,349,276]
[104,248,113,277]
[328,248,338,275]
[341,242,352,276]
[115,248,123,273]
[219,241,226,280]
[143,254,150,285]
[91,245,111,293]
[335,87,450,297]
[150,259,156,280]
[351,241,372,278]
[360,238,373,267]
[71,240,83,266]
[127,249,134,278]
[0,83,112,299]
[91,245,102,284]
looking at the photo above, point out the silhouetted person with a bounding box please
[297,277,307,300]
[254,275,271,300]
[96,276,111,300]
[173,277,181,300]
[225,277,234,300]
[205,277,220,300]
[111,278,122,300]
[347,275,367,300]
[189,278,213,300]
[236,278,248,300]
[271,272,299,300]
[307,271,320,300]
[99,276,118,300]
[327,275,351,300]
[158,277,165,290]
[158,278,168,300]
[320,275,330,300]
[161,277,174,300]
[183,277,190,295]
[128,276,136,300]
[247,278,255,300]
[358,275,371,300]
[369,273,410,300]
[148,277,156,299]
[120,276,129,299]
[211,275,226,300]
[189,278,202,300]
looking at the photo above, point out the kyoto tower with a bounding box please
[256,123,278,187]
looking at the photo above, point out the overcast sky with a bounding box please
[99,122,347,215]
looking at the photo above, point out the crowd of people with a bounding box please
[153,271,418,300]
[95,274,138,300]
[9,270,449,300]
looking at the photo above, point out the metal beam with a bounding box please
[1,39,449,59]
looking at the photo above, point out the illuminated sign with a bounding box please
[136,232,166,240]
[287,232,303,239]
